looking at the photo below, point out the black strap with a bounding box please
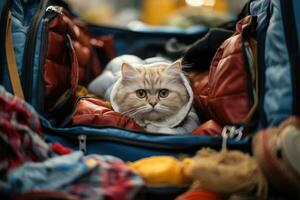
[0,0,11,85]
[281,0,300,116]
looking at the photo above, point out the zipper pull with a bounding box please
[78,135,87,154]
[221,126,234,150]
[221,125,244,150]
[46,6,63,14]
[230,126,244,141]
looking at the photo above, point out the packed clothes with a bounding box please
[2,152,144,200]
[0,86,52,173]
[0,86,144,200]
[1,0,300,199]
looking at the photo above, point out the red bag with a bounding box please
[43,7,115,125]
[188,16,258,135]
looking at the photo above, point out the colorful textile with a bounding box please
[0,86,144,199]
[3,151,144,200]
[0,86,51,172]
[65,154,144,200]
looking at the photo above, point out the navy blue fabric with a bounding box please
[1,0,53,111]
[293,0,300,51]
[41,118,251,161]
[0,1,6,16]
[31,21,44,109]
[88,25,208,56]
[2,0,39,93]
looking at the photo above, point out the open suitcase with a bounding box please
[0,0,300,199]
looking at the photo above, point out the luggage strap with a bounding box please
[5,11,24,100]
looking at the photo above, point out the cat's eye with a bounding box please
[136,89,147,98]
[159,89,169,98]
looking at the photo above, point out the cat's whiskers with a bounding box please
[121,107,140,115]
[123,105,152,117]
[155,105,174,114]
[130,107,151,117]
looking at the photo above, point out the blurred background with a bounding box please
[65,0,249,29]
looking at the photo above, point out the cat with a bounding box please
[110,60,199,134]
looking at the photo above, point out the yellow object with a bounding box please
[213,0,228,13]
[142,0,184,25]
[5,12,24,100]
[129,156,191,185]
[182,157,193,177]
[76,85,100,98]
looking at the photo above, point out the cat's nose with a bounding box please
[149,102,157,107]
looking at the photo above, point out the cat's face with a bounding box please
[113,62,189,123]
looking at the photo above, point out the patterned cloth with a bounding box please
[0,86,51,173]
[3,152,144,200]
[0,86,144,199]
[66,154,144,200]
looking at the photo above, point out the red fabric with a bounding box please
[0,87,51,172]
[97,35,116,61]
[192,120,223,136]
[72,98,143,132]
[45,13,80,116]
[43,7,116,122]
[52,143,72,155]
[175,190,222,200]
[90,35,116,80]
[189,16,256,126]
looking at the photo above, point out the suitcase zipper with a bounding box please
[221,125,244,150]
[248,2,271,128]
[36,6,63,113]
[43,128,220,152]
[0,0,11,84]
[43,125,249,153]
[240,21,258,129]
[45,129,249,154]
[256,19,270,128]
[21,0,48,102]
[78,135,87,153]
[45,6,63,14]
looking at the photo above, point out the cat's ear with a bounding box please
[121,63,138,79]
[166,60,182,73]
